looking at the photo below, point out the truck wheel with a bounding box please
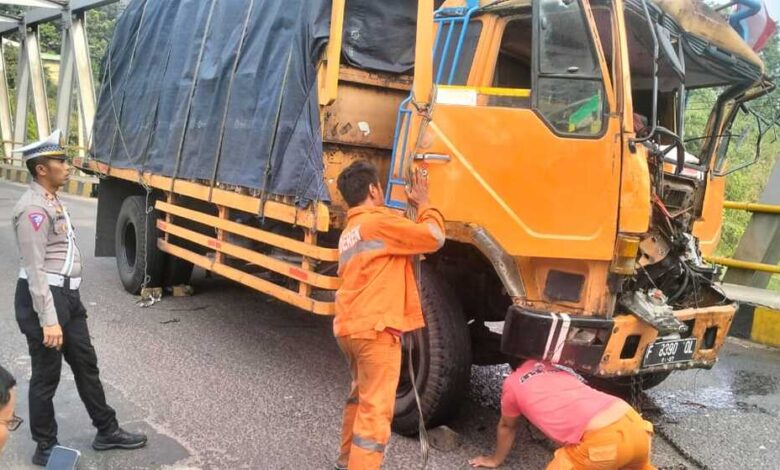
[115,196,164,294]
[392,264,471,436]
[164,257,194,286]
[588,371,672,395]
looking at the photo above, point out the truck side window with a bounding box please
[535,0,606,136]
[433,20,483,85]
[489,17,533,108]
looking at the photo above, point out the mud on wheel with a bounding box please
[392,264,472,436]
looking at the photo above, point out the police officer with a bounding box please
[12,130,147,466]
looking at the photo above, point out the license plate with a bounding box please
[643,338,696,367]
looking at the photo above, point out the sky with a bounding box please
[766,0,779,21]
[762,0,778,50]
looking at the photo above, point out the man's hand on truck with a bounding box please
[405,168,429,207]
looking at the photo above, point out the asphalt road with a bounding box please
[0,180,778,469]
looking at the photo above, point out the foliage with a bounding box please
[0,3,123,149]
[683,34,780,289]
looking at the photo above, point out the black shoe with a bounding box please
[92,427,147,451]
[31,443,57,467]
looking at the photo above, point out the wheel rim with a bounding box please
[123,222,137,269]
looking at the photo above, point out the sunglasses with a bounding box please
[0,413,23,432]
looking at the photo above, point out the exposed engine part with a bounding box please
[628,196,728,310]
[620,289,687,336]
[681,233,707,268]
[638,232,671,267]
[660,177,699,229]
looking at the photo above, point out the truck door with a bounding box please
[398,0,622,260]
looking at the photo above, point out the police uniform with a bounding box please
[12,131,145,465]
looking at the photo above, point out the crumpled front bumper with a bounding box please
[500,303,736,377]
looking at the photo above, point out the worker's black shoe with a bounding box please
[31,442,57,467]
[92,427,147,451]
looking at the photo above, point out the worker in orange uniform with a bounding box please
[469,358,656,469]
[333,160,445,470]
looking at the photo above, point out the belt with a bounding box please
[19,269,82,290]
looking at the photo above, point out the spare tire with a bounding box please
[115,195,164,294]
[392,263,472,436]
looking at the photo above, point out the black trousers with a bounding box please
[15,279,118,449]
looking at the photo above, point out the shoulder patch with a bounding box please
[28,212,46,231]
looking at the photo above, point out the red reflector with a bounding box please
[290,267,309,280]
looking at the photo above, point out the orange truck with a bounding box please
[77,0,773,433]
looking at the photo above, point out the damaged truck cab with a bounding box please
[380,0,771,404]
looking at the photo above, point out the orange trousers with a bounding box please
[337,331,402,470]
[546,409,656,470]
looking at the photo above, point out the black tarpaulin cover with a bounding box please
[92,0,430,204]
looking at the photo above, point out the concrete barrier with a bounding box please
[751,307,780,348]
[727,303,780,348]
[718,283,780,348]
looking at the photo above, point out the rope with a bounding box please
[403,333,429,469]
[258,45,294,221]
[208,0,255,202]
[405,199,429,468]
[169,0,218,193]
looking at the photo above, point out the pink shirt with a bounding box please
[501,360,618,445]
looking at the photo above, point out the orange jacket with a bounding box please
[334,203,445,338]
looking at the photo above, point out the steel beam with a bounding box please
[0,39,14,157]
[54,19,74,138]
[24,23,50,137]
[70,10,94,143]
[0,0,118,35]
[76,101,83,155]
[13,36,30,149]
[0,14,20,24]
[0,0,62,9]
[723,157,780,288]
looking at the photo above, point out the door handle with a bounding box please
[413,153,451,162]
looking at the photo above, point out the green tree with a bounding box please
[0,2,122,151]
[714,35,780,290]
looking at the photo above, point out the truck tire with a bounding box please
[392,264,471,436]
[164,257,194,286]
[115,196,164,294]
[588,371,672,395]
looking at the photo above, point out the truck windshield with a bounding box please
[684,84,777,175]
